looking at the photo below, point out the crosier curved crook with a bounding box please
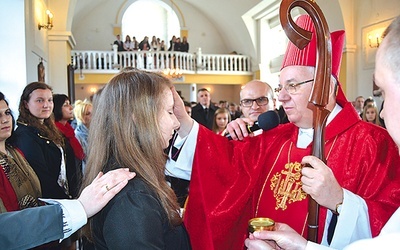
[279,0,333,243]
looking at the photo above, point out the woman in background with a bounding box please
[11,84,80,249]
[0,92,41,213]
[12,82,74,200]
[53,94,84,197]
[212,108,231,135]
[123,35,132,51]
[82,69,191,249]
[73,99,92,172]
[181,36,189,52]
[362,103,382,127]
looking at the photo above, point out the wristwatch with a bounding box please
[333,202,343,215]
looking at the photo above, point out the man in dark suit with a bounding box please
[0,169,135,249]
[113,34,125,52]
[228,102,242,120]
[191,88,217,130]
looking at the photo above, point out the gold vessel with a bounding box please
[248,217,275,233]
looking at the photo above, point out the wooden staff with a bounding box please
[279,0,332,242]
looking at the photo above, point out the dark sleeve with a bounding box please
[0,205,64,249]
[64,140,82,198]
[99,191,166,249]
[13,132,67,199]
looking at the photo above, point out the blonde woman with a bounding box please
[362,103,382,127]
[74,99,92,171]
[82,69,191,249]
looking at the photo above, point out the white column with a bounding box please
[196,47,202,69]
[48,32,76,94]
[190,83,197,103]
[113,44,118,68]
[343,45,357,100]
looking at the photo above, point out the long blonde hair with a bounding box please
[362,103,382,126]
[73,99,92,125]
[82,69,181,227]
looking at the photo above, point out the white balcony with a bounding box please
[71,47,252,76]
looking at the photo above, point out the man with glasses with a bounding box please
[172,15,400,250]
[239,80,276,123]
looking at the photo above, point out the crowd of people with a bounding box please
[113,34,189,53]
[0,87,135,249]
[1,13,400,250]
[113,34,190,69]
[352,95,385,127]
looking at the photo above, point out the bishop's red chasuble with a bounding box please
[184,101,400,250]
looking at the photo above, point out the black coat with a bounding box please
[191,103,218,130]
[12,123,79,199]
[92,176,191,249]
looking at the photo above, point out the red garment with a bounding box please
[0,166,19,212]
[55,122,85,160]
[184,101,400,250]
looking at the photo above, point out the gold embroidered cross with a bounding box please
[270,162,307,210]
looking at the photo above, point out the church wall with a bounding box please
[71,0,227,54]
[354,0,399,107]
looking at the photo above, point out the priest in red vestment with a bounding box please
[172,15,400,250]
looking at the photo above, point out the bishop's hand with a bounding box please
[301,156,344,211]
[171,86,193,137]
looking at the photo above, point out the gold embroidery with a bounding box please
[255,135,338,216]
[270,162,307,210]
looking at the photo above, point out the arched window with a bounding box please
[121,0,180,46]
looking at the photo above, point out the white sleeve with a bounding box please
[306,208,400,250]
[41,199,87,240]
[343,208,400,249]
[343,233,400,250]
[165,121,199,181]
[306,241,336,250]
[322,189,371,249]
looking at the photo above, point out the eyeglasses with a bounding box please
[274,79,314,95]
[240,96,269,107]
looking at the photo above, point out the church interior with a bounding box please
[0,0,399,112]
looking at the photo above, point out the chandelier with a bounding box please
[163,68,183,79]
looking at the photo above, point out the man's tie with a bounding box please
[171,146,180,161]
[327,214,337,244]
[204,108,209,122]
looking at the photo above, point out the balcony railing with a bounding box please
[71,47,252,75]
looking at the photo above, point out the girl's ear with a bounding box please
[24,100,29,110]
